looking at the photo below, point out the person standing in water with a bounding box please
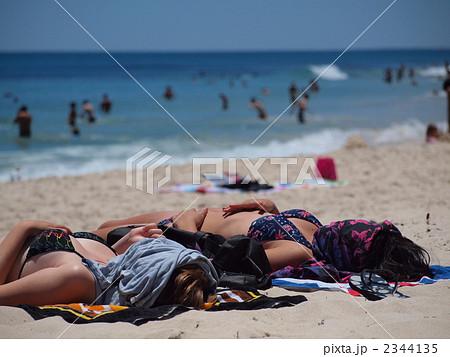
[14,106,32,138]
[295,94,309,124]
[249,97,268,120]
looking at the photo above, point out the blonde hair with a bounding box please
[154,264,216,309]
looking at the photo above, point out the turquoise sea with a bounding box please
[0,49,449,181]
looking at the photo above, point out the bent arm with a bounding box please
[0,220,72,285]
[0,221,36,285]
[222,199,279,216]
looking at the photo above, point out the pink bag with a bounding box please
[316,157,337,181]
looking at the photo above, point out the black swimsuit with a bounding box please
[18,229,117,279]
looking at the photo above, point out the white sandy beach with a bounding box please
[0,140,449,339]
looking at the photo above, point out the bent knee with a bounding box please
[59,264,96,302]
[97,219,120,229]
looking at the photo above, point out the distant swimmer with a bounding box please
[100,94,112,113]
[249,97,268,120]
[294,93,309,124]
[384,68,392,84]
[68,101,80,136]
[262,87,270,96]
[67,101,77,127]
[289,82,298,103]
[164,86,174,100]
[82,100,96,123]
[309,79,320,93]
[397,64,405,82]
[219,93,228,110]
[14,106,32,137]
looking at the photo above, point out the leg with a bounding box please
[97,211,178,230]
[0,263,95,306]
[262,240,313,272]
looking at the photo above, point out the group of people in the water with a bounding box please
[66,94,112,136]
[163,72,320,124]
[10,94,112,139]
[384,63,417,85]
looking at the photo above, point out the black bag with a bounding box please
[107,225,273,289]
[195,232,273,290]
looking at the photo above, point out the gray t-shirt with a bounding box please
[82,238,218,308]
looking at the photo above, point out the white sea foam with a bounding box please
[1,120,445,182]
[309,64,349,81]
[418,66,447,77]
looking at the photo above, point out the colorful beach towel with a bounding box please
[158,179,348,194]
[271,265,450,297]
[19,289,306,326]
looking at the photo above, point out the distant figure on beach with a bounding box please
[425,124,440,144]
[14,106,32,138]
[443,61,450,133]
[289,82,298,103]
[309,79,320,93]
[10,167,21,182]
[100,94,112,113]
[249,97,268,120]
[295,94,309,124]
[82,100,96,123]
[384,68,392,84]
[219,93,228,110]
[164,86,174,100]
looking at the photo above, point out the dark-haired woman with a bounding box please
[98,199,433,282]
[0,220,217,308]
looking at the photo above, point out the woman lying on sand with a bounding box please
[0,220,217,307]
[97,198,433,281]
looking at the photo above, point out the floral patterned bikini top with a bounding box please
[247,209,323,249]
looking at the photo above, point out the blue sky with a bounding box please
[1,0,449,52]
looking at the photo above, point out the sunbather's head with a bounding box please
[313,219,433,282]
[366,230,433,282]
[154,264,217,309]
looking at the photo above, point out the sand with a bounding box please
[0,141,449,339]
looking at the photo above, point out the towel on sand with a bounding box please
[18,289,307,326]
[271,265,450,297]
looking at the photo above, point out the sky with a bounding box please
[0,0,449,52]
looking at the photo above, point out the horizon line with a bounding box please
[1,46,449,55]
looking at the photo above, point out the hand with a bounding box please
[21,220,73,237]
[171,208,208,231]
[112,224,164,254]
[222,199,279,217]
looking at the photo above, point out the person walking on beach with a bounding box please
[249,97,268,120]
[82,100,96,123]
[295,94,309,124]
[13,106,32,138]
[443,61,450,133]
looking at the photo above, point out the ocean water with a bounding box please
[0,49,449,181]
